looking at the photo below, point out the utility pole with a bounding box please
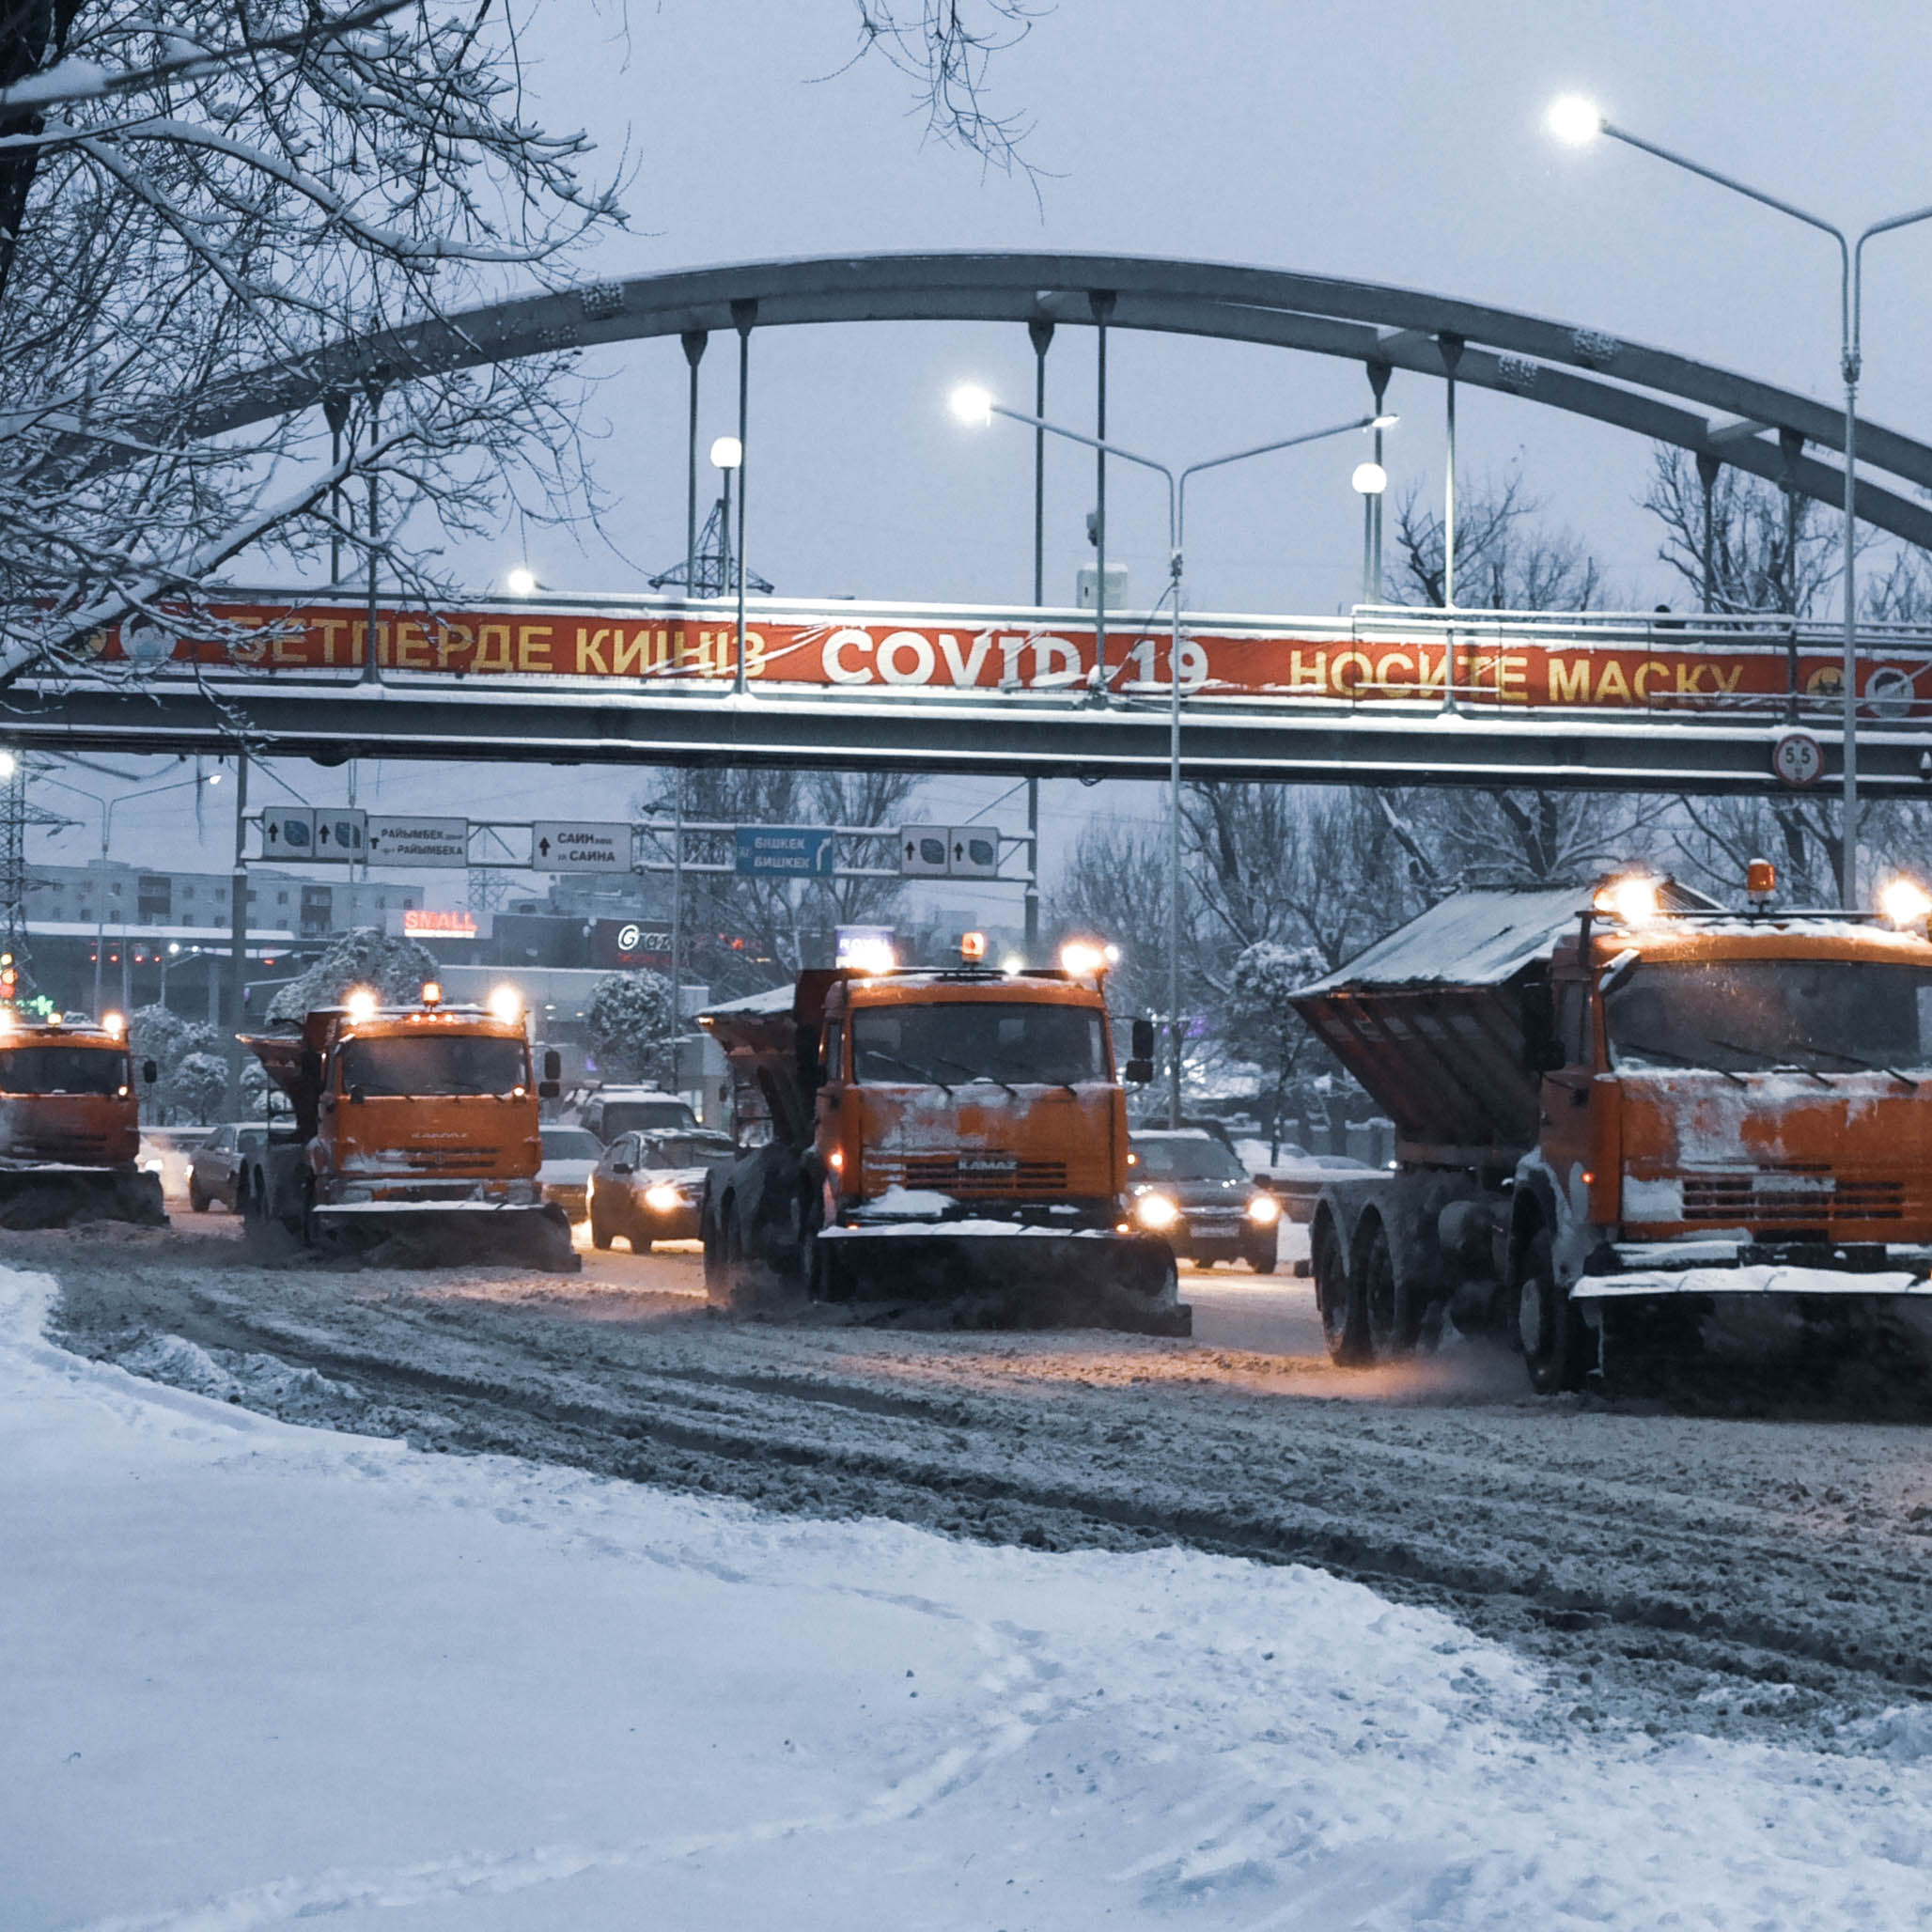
[225,753,250,1117]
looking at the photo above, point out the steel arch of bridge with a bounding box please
[193,250,1932,551]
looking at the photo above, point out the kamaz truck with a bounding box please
[696,948,1191,1333]
[1291,869,1932,1391]
[238,983,576,1269]
[0,1010,165,1227]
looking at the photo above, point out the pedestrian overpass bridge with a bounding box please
[14,589,1932,795]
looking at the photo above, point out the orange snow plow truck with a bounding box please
[238,984,576,1269]
[696,953,1190,1333]
[0,1009,165,1227]
[1292,868,1932,1392]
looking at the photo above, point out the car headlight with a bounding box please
[1133,1192,1180,1232]
[644,1182,683,1213]
[1246,1192,1281,1226]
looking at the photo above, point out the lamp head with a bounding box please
[709,435,742,471]
[505,565,537,597]
[1370,413,1399,430]
[948,383,994,428]
[1351,461,1389,496]
[1546,94,1604,146]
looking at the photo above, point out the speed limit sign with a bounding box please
[1771,728,1824,789]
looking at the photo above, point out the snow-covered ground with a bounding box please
[10,1261,1932,1929]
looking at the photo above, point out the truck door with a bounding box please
[1539,974,1595,1178]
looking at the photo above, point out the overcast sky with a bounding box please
[44,0,1932,912]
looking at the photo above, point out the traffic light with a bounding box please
[0,952,18,1002]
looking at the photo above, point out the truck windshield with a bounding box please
[0,1046,128,1095]
[1133,1136,1247,1181]
[1604,959,1932,1076]
[851,1002,1107,1087]
[338,1035,528,1097]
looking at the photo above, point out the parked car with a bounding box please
[1127,1129,1281,1271]
[137,1126,212,1195]
[537,1125,602,1223]
[588,1128,737,1252]
[187,1123,268,1213]
[577,1085,700,1145]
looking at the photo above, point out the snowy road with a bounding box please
[33,1212,1932,1755]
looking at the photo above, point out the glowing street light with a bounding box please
[709,435,742,470]
[1547,94,1932,910]
[948,383,994,428]
[505,566,538,597]
[1545,95,1604,146]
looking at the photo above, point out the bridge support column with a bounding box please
[1090,289,1115,696]
[1696,450,1722,611]
[1438,333,1463,710]
[681,330,708,596]
[1028,318,1053,605]
[731,299,756,696]
[1366,361,1391,602]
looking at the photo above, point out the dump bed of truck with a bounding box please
[1291,887,1585,1159]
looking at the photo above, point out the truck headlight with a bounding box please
[1246,1193,1281,1226]
[1133,1192,1180,1232]
[644,1182,683,1213]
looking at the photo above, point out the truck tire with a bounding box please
[1314,1209,1370,1365]
[188,1177,210,1213]
[1518,1228,1592,1394]
[1355,1211,1426,1358]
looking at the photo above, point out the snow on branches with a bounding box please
[0,1,625,685]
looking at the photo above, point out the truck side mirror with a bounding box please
[796,1027,822,1087]
[538,1080,561,1099]
[141,1058,159,1085]
[301,1048,322,1088]
[1530,1036,1566,1073]
[542,1048,562,1082]
[1130,1018,1156,1061]
[1125,1058,1155,1085]
[350,1084,366,1105]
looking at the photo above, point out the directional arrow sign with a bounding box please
[313,809,366,860]
[735,826,835,878]
[531,819,632,871]
[948,826,1002,879]
[367,816,470,867]
[261,808,313,856]
[897,825,950,878]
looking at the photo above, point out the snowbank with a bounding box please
[7,1263,1932,1928]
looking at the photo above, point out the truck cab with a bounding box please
[0,1010,165,1225]
[240,984,574,1266]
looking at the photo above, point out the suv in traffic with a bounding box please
[577,1085,700,1145]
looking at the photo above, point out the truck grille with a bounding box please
[874,1156,1068,1197]
[1682,1172,1906,1224]
[400,1149,499,1173]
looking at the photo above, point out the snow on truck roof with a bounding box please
[1293,886,1590,996]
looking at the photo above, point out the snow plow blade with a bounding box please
[303,1202,580,1272]
[818,1228,1191,1334]
[0,1164,166,1231]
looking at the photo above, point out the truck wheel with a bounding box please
[1356,1214,1420,1358]
[1315,1212,1370,1366]
[590,1212,614,1250]
[1519,1228,1591,1394]
[188,1178,210,1213]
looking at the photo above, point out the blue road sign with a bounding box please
[736,825,835,878]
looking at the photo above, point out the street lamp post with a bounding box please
[951,385,1393,1127]
[1352,459,1389,602]
[1548,95,1932,908]
[33,771,222,1017]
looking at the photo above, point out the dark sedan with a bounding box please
[1128,1130,1280,1271]
[588,1128,737,1253]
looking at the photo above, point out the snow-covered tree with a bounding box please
[0,5,1041,688]
[585,970,672,1084]
[1228,941,1322,1161]
[170,1050,227,1125]
[265,927,435,1023]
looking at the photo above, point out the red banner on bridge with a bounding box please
[97,602,1932,715]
